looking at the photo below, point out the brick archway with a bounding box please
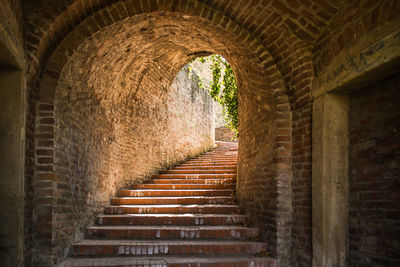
[30,3,295,265]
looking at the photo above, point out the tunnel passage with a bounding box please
[32,10,293,265]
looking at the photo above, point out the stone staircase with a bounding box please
[60,141,276,266]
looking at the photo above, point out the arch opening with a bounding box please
[32,10,293,265]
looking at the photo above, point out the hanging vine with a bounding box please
[198,55,238,136]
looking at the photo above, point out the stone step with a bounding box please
[149,178,236,184]
[119,189,234,197]
[111,196,237,205]
[194,157,237,161]
[72,240,267,257]
[179,162,237,167]
[96,214,249,226]
[152,174,236,179]
[59,255,276,267]
[200,155,237,158]
[132,183,235,190]
[186,160,238,164]
[161,169,236,174]
[174,165,237,170]
[104,204,240,215]
[85,225,258,240]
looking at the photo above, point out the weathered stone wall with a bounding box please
[35,29,215,263]
[349,74,400,266]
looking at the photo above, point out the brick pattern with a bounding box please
[59,141,276,266]
[314,1,400,75]
[16,1,399,266]
[32,102,56,264]
[349,74,400,266]
[33,47,215,264]
[291,102,312,266]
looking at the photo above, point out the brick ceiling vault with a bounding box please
[25,0,298,108]
[25,0,400,107]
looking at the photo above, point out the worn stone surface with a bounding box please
[349,74,400,267]
[312,94,349,267]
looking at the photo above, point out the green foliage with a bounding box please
[197,57,206,63]
[209,56,222,100]
[197,75,206,90]
[198,55,238,135]
[221,62,238,134]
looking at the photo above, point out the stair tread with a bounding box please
[155,174,236,176]
[75,239,265,245]
[87,225,255,230]
[107,204,239,208]
[69,142,275,264]
[121,189,234,192]
[113,196,236,199]
[97,214,247,218]
[60,255,275,266]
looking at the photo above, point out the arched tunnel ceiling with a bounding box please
[25,0,400,108]
[54,11,264,106]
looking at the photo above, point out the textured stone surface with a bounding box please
[312,94,349,267]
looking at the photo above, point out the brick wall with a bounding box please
[32,24,215,263]
[291,102,312,266]
[349,74,400,266]
[236,59,293,266]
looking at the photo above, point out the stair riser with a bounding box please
[179,163,237,167]
[73,243,266,257]
[185,161,237,164]
[152,174,236,179]
[174,166,237,170]
[111,197,236,205]
[104,206,239,215]
[149,179,236,184]
[119,190,234,197]
[169,261,276,267]
[133,184,235,189]
[174,166,237,173]
[194,158,237,161]
[161,170,236,174]
[96,215,249,226]
[86,228,258,240]
[61,259,276,267]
